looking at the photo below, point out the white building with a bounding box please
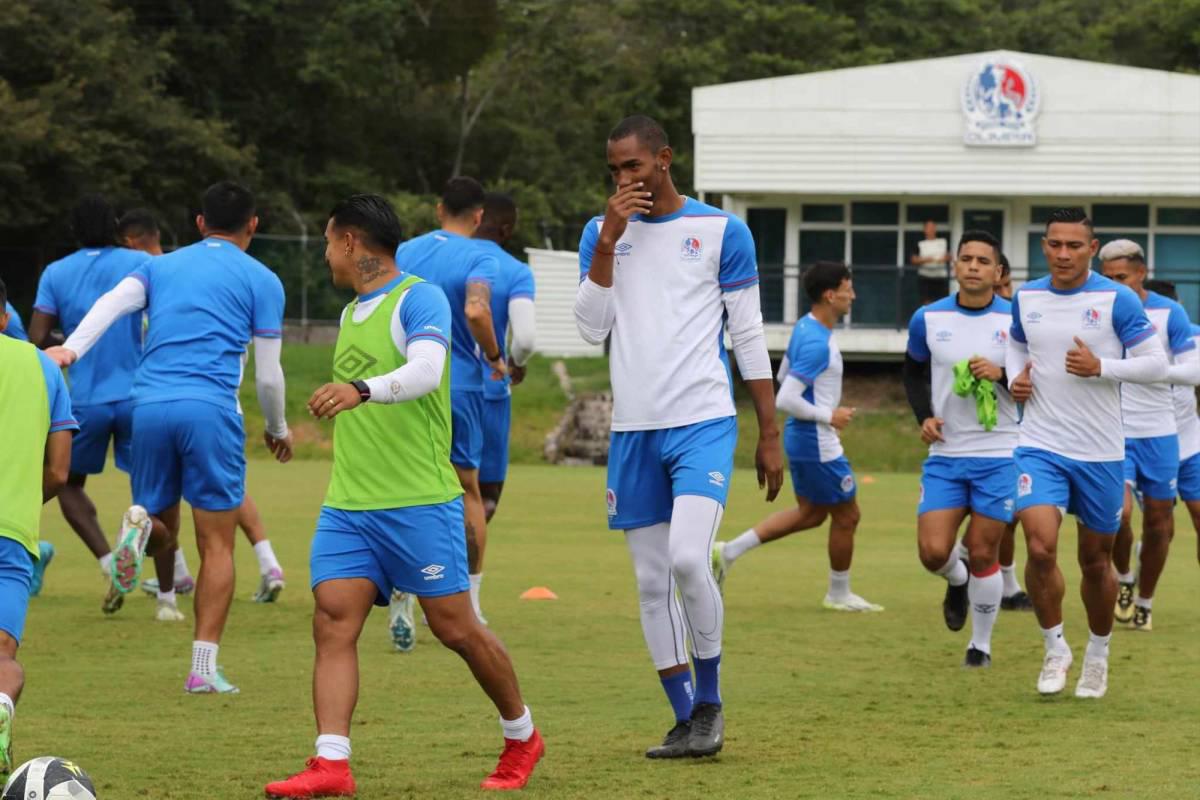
[529,50,1200,358]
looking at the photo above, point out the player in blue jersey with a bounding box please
[2,302,26,341]
[47,181,293,693]
[0,276,78,779]
[26,196,164,613]
[1007,208,1167,698]
[903,231,1017,668]
[714,261,882,612]
[1098,240,1200,631]
[395,177,504,626]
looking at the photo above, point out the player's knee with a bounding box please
[311,605,358,647]
[831,504,860,529]
[1025,537,1057,568]
[916,538,952,572]
[430,619,475,654]
[667,547,708,586]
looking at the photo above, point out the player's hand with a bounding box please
[755,429,784,502]
[830,406,856,430]
[508,359,527,386]
[308,382,362,419]
[1010,362,1034,402]
[968,355,1002,382]
[488,355,508,382]
[920,416,945,444]
[264,430,293,463]
[1065,337,1101,378]
[598,182,654,247]
[44,346,77,367]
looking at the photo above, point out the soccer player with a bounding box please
[265,195,542,797]
[902,230,1016,667]
[395,177,503,627]
[575,115,783,759]
[714,261,882,612]
[0,277,77,779]
[1098,240,1199,631]
[46,181,293,693]
[117,208,165,256]
[1006,207,1167,699]
[2,301,27,341]
[27,195,162,614]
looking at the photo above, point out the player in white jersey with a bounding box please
[574,115,782,759]
[903,231,1016,667]
[713,261,883,612]
[1006,208,1167,699]
[1099,246,1200,632]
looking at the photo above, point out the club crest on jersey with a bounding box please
[606,488,617,517]
[1018,473,1033,497]
[840,474,855,493]
[680,236,703,261]
[992,329,1008,346]
[1082,308,1101,329]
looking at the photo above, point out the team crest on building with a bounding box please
[962,58,1039,147]
[681,236,703,261]
[1082,308,1101,329]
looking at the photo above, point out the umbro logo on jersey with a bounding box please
[421,564,446,581]
[708,471,725,488]
[680,236,703,261]
[615,242,633,255]
[1026,311,1042,323]
[935,330,953,342]
[333,345,378,381]
[1082,307,1102,329]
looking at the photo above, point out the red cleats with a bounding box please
[480,729,545,791]
[265,757,356,798]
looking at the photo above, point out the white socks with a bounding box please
[500,706,534,742]
[1134,595,1153,610]
[174,548,190,581]
[828,569,850,600]
[98,552,113,577]
[0,692,13,720]
[954,540,969,562]
[192,641,218,678]
[1000,564,1021,596]
[935,554,968,587]
[1086,631,1111,661]
[1116,570,1135,584]
[316,734,351,761]
[158,589,176,605]
[1041,623,1068,654]
[967,567,1002,654]
[469,573,484,620]
[253,540,281,575]
[723,529,762,564]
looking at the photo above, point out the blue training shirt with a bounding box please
[396,230,498,392]
[3,302,27,340]
[34,247,150,405]
[782,313,845,464]
[474,239,535,400]
[37,349,79,434]
[129,237,284,411]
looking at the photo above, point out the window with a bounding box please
[851,202,899,226]
[799,230,845,264]
[906,204,950,224]
[747,208,786,323]
[1158,208,1200,227]
[1092,204,1149,228]
[802,204,843,223]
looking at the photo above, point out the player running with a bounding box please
[714,260,882,613]
[265,195,542,797]
[575,115,783,759]
[47,181,293,693]
[1098,241,1199,631]
[1007,207,1167,699]
[0,278,77,779]
[26,196,163,614]
[902,230,1016,667]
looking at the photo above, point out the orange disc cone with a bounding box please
[860,475,877,485]
[520,586,558,600]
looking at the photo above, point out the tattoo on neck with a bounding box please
[356,254,384,283]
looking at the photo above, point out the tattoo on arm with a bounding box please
[466,281,491,308]
[356,255,385,283]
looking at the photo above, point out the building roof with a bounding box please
[692,51,1200,197]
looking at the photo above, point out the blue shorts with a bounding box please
[131,400,245,514]
[72,400,134,475]
[310,499,469,604]
[1123,436,1179,501]
[479,395,511,484]
[918,456,1016,523]
[1014,447,1124,534]
[450,390,484,470]
[606,416,737,530]
[0,537,34,644]
[1178,453,1200,502]
[789,456,856,507]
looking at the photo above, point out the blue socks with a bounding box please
[659,670,695,723]
[693,653,722,707]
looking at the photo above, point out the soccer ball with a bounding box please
[2,756,97,799]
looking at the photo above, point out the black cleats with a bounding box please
[963,647,991,668]
[687,703,724,757]
[943,560,969,632]
[1001,590,1034,611]
[645,721,691,759]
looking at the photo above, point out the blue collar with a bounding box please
[358,273,406,303]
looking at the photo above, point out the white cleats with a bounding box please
[1074,656,1108,699]
[711,541,731,593]
[822,592,884,612]
[155,600,185,622]
[1037,648,1073,695]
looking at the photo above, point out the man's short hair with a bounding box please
[201,181,256,233]
[481,192,517,231]
[1144,279,1177,300]
[803,260,851,304]
[957,229,1001,261]
[1098,238,1146,265]
[71,194,118,248]
[117,208,160,240]
[608,115,669,154]
[441,176,486,217]
[999,252,1011,277]
[328,194,404,255]
[1045,207,1094,236]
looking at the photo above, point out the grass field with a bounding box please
[17,463,1200,799]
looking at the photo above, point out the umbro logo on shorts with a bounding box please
[421,564,446,581]
[708,471,725,488]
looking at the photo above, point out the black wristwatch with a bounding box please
[485,349,502,363]
[350,380,371,402]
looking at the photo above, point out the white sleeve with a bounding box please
[1166,346,1200,386]
[775,374,833,423]
[1100,336,1169,384]
[61,277,147,358]
[253,336,288,438]
[507,296,536,366]
[574,278,614,345]
[722,286,772,381]
[1006,336,1030,382]
[776,355,790,384]
[364,339,447,403]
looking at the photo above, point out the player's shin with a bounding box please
[967,563,1002,655]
